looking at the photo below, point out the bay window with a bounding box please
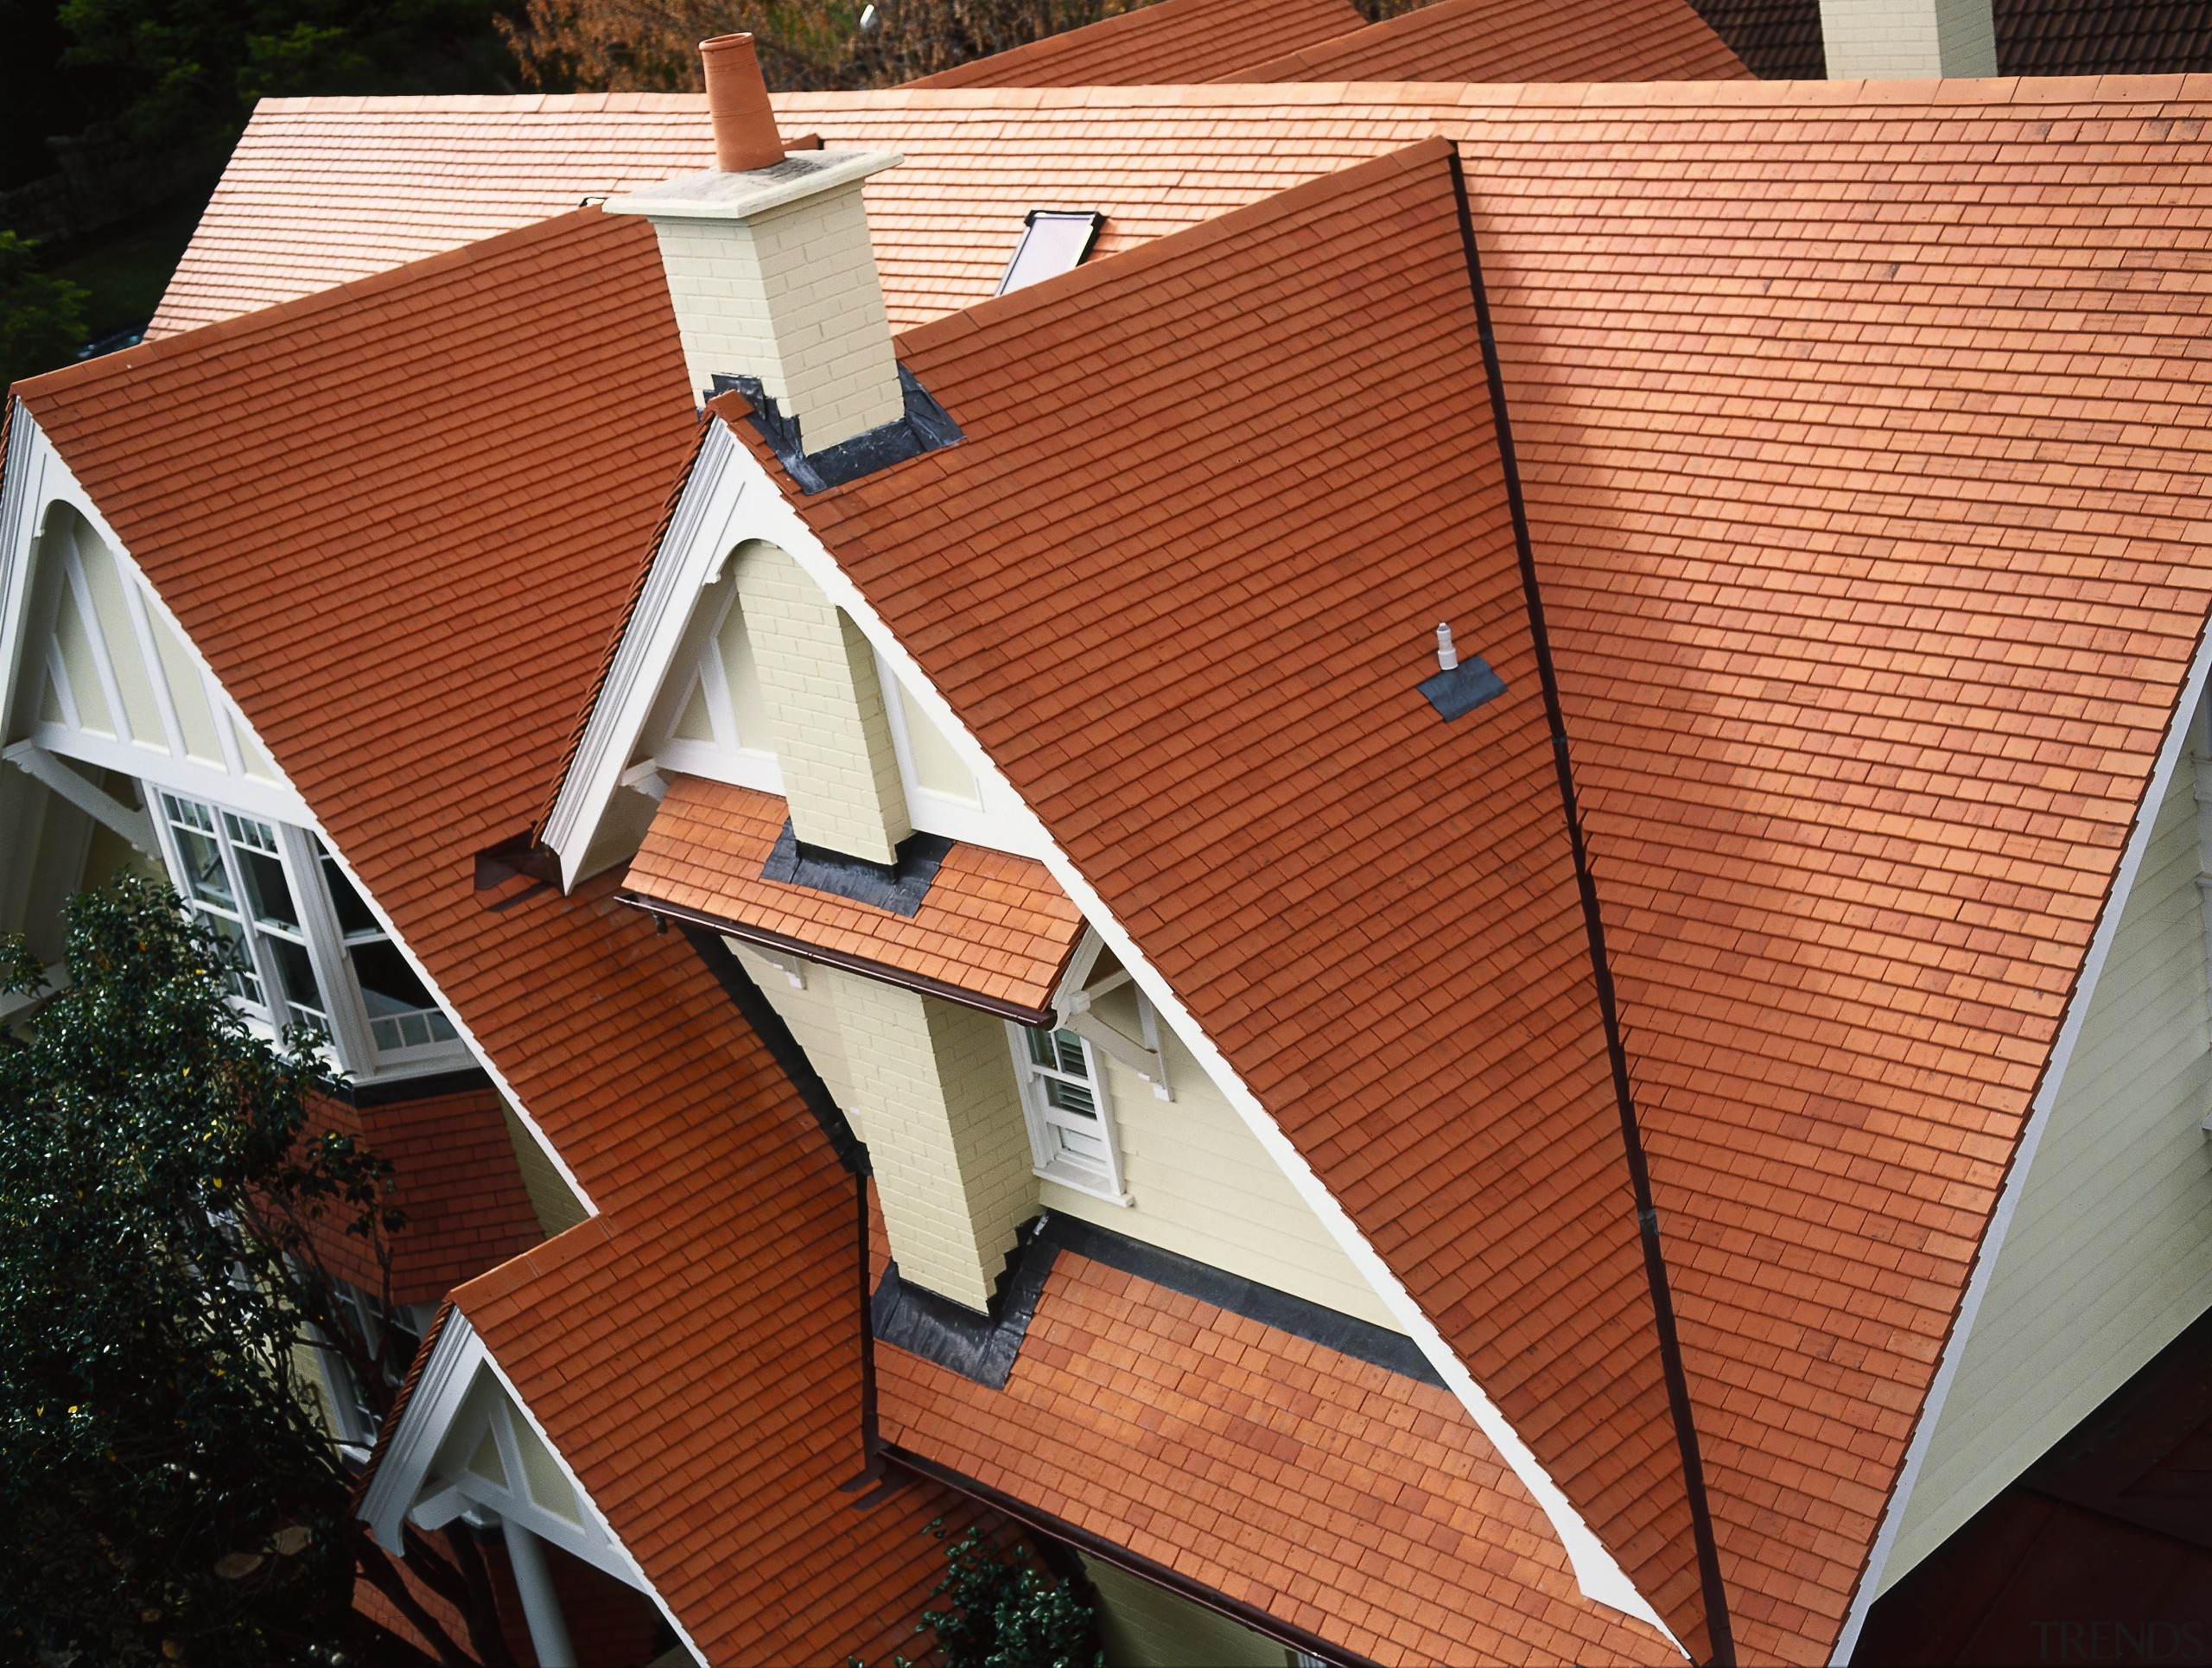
[151,787,461,1079]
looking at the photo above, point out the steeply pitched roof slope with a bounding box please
[900,0,1363,88]
[748,137,1713,1653]
[113,75,2212,1661]
[10,209,961,1664]
[1226,0,1748,83]
[744,80,2212,1662]
[302,1085,543,1307]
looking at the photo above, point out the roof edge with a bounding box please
[16,207,620,407]
[1832,602,2212,1661]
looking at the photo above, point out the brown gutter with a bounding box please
[881,1444,1381,1668]
[616,892,1058,1027]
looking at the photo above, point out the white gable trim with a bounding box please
[359,1309,708,1665]
[543,421,752,888]
[0,401,596,1218]
[1831,621,2212,1664]
[614,433,1681,1646]
[0,407,313,825]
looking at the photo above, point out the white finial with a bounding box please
[1435,621,1459,672]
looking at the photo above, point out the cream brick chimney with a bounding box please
[1820,0,1995,76]
[607,34,906,454]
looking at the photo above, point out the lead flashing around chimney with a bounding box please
[715,366,963,494]
[604,149,900,222]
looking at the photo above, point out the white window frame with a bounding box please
[146,785,468,1081]
[1007,1022,1130,1205]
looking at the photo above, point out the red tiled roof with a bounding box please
[56,70,2212,1665]
[880,1232,1681,1667]
[300,1084,543,1307]
[626,774,1085,1021]
[902,0,1364,88]
[10,209,962,1663]
[1225,0,1748,84]
[761,138,1714,1653]
[693,85,2212,1662]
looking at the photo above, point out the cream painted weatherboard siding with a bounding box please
[1080,1556,1293,1668]
[1884,742,2212,1579]
[1046,982,1404,1333]
[499,1098,589,1238]
[733,539,910,864]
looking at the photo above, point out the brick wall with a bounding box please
[828,967,1036,1312]
[645,179,904,450]
[733,538,911,864]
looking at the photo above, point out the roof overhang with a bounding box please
[359,1304,703,1658]
[556,411,1682,1648]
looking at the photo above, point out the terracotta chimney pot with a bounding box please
[700,34,785,172]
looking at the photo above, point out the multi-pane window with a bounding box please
[1010,1025,1128,1201]
[151,789,461,1077]
[315,840,457,1053]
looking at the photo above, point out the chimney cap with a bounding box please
[701,33,785,173]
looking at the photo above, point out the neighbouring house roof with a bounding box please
[1683,0,2212,79]
[1994,0,2212,73]
[6,209,961,1665]
[899,0,1364,89]
[36,68,2212,1668]
[302,1083,543,1307]
[875,1219,1681,1666]
[1224,0,1749,83]
[1680,0,1826,76]
[626,774,1085,1022]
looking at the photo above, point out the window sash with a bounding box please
[149,788,462,1076]
[1009,1024,1128,1203]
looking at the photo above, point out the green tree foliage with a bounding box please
[917,1523,1103,1668]
[0,231,89,389]
[53,0,512,151]
[0,875,498,1666]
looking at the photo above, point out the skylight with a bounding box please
[995,209,1106,296]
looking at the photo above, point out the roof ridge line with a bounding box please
[768,71,2212,111]
[893,135,1452,358]
[16,207,619,402]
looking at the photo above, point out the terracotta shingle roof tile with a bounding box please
[12,209,963,1662]
[692,81,2210,1662]
[626,775,1085,1018]
[76,71,2212,1664]
[902,0,1365,89]
[300,1085,543,1307]
[881,1239,1680,1667]
[761,137,1715,1652]
[1225,0,1749,84]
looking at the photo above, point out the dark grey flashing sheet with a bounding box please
[872,1212,1441,1391]
[1419,653,1508,721]
[758,820,951,919]
[712,364,962,494]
